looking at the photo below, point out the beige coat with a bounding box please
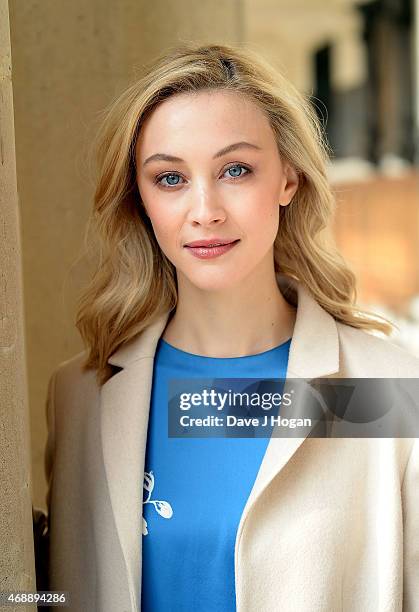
[44,276,419,611]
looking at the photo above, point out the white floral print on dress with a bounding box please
[142,470,174,536]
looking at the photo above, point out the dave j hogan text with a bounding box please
[179,415,312,429]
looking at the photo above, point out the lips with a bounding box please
[184,239,240,259]
[184,238,239,248]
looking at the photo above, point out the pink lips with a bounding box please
[184,239,240,260]
[184,237,239,247]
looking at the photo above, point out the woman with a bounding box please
[44,43,419,611]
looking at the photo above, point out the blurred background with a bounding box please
[4,0,419,510]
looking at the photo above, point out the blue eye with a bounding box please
[224,164,250,179]
[157,173,184,187]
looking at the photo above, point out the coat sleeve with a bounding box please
[402,438,419,610]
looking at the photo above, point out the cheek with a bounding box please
[138,183,174,239]
[239,193,280,241]
[146,205,181,251]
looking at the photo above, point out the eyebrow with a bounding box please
[142,141,262,168]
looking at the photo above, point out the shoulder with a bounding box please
[50,349,101,407]
[336,321,419,377]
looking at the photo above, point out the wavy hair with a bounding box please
[76,42,395,385]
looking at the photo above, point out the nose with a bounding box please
[186,187,227,227]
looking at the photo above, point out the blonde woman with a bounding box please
[44,43,419,611]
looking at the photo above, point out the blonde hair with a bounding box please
[76,42,394,386]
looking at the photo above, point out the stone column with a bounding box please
[0,0,36,608]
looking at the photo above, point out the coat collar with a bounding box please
[100,274,340,611]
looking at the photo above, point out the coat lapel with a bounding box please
[100,274,340,611]
[100,315,171,611]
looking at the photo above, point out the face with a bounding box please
[135,89,299,292]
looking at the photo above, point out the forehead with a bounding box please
[135,89,276,159]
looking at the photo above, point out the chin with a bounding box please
[184,269,248,292]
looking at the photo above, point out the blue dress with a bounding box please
[141,336,291,611]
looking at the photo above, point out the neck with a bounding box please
[161,262,296,358]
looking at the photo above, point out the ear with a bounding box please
[279,162,299,207]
